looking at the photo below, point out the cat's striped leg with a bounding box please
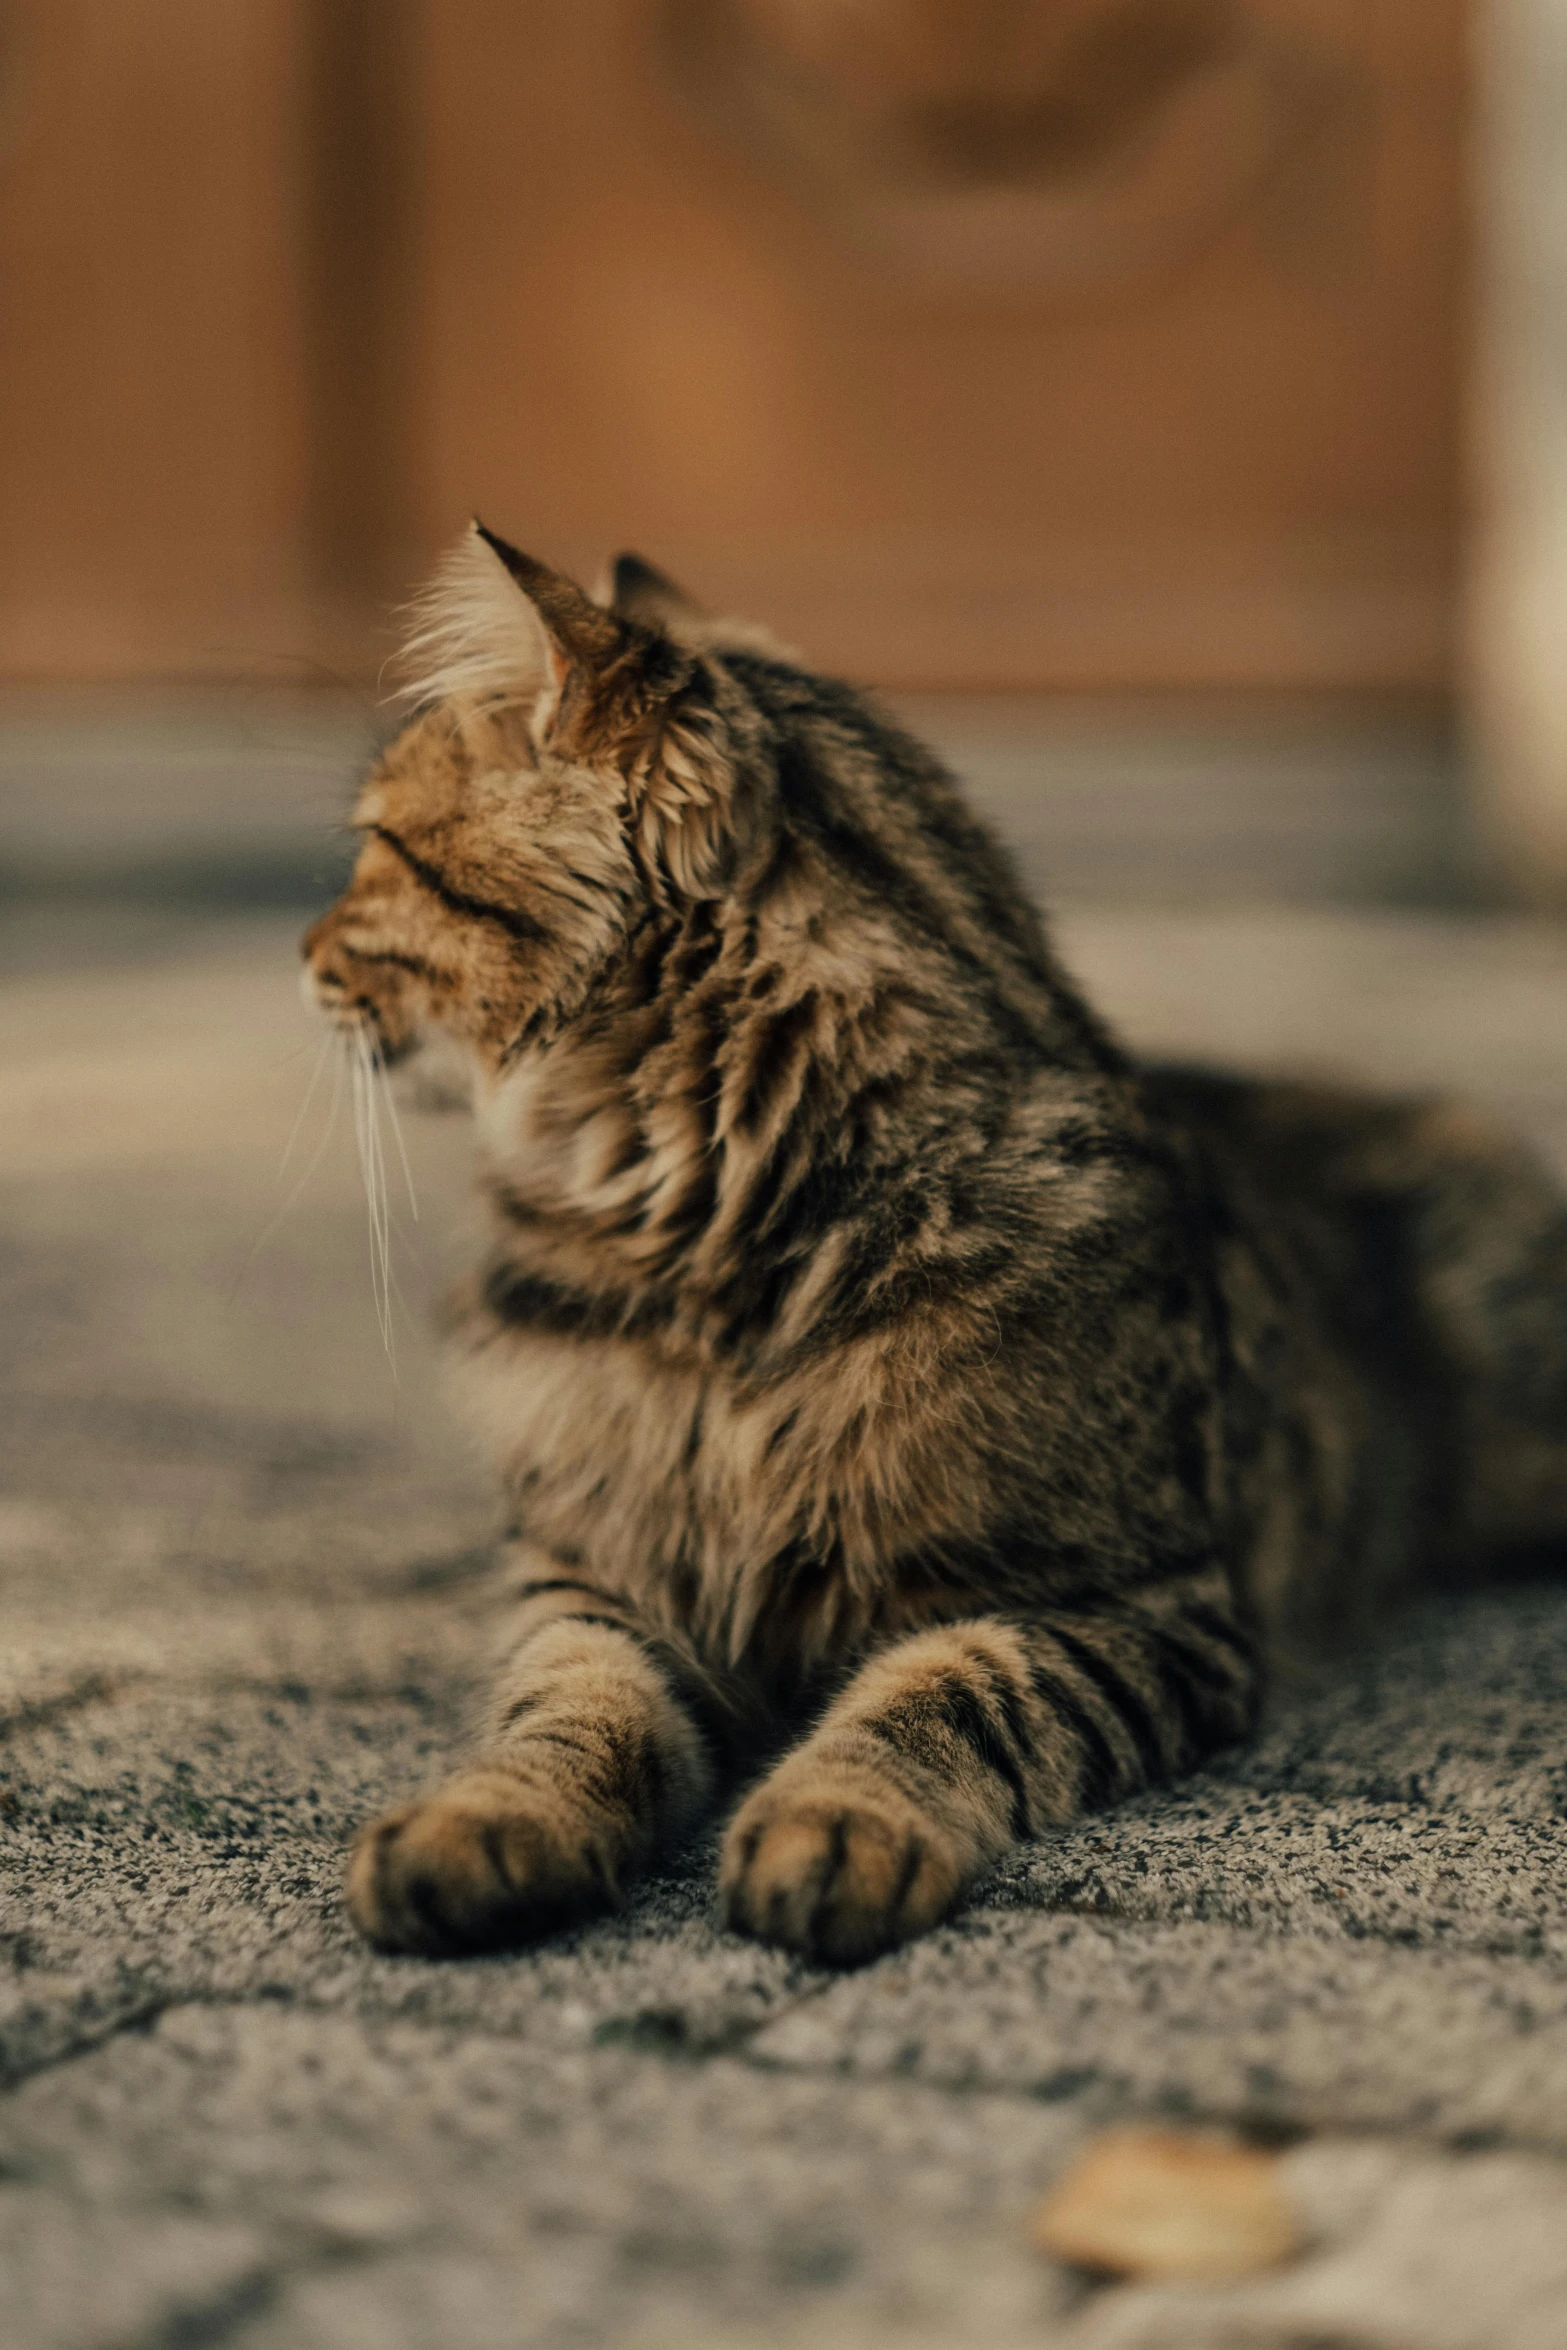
[720,1569,1258,1966]
[346,1562,714,1955]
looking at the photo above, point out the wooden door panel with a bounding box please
[0,1,1467,688]
[410,0,1467,688]
[0,2,313,675]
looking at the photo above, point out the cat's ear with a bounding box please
[399,521,620,729]
[401,525,745,899]
[608,551,703,628]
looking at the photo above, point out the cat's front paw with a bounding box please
[345,1768,618,1955]
[719,1779,963,1966]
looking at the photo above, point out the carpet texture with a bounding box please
[4,906,1567,2349]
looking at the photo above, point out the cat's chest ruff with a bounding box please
[447,1243,1032,1684]
[449,1319,803,1657]
[459,1249,983,1657]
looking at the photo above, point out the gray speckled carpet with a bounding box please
[5,898,1567,2350]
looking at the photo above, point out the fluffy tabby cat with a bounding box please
[303,523,1567,1966]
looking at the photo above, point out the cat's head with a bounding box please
[302,524,775,1070]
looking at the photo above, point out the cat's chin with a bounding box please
[393,1027,476,1116]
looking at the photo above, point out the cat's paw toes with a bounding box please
[345,1770,615,1956]
[719,1784,961,1966]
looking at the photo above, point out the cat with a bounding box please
[303,522,1567,1966]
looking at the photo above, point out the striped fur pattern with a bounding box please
[305,526,1567,1965]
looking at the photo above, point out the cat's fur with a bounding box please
[303,524,1567,1965]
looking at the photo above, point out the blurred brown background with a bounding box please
[0,0,1469,693]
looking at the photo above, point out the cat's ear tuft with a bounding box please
[397,522,618,720]
[609,552,702,627]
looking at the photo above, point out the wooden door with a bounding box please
[0,1,1469,690]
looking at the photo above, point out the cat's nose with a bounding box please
[300,914,353,1018]
[301,908,348,985]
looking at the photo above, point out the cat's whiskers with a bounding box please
[347,1023,425,1371]
[228,1034,345,1304]
[276,1030,333,1186]
[375,1043,420,1225]
[350,1024,395,1363]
